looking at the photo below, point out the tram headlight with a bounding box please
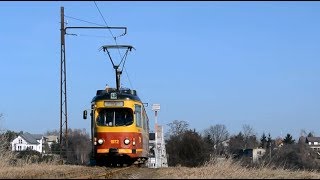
[97,139,104,145]
[132,138,136,146]
[124,138,130,145]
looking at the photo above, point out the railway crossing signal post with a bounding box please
[151,104,168,168]
[152,104,160,168]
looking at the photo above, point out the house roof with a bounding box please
[306,137,320,143]
[20,132,42,145]
[32,134,43,140]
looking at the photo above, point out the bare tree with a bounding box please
[167,120,189,137]
[300,129,307,137]
[242,124,258,149]
[270,142,320,170]
[242,124,255,138]
[228,132,245,156]
[203,124,229,156]
[0,113,18,167]
[0,113,4,133]
[299,129,315,137]
[45,130,59,136]
[67,128,91,165]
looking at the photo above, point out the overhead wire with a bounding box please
[93,1,134,89]
[64,15,116,41]
[64,2,135,90]
[93,1,117,40]
[64,15,105,26]
[124,67,134,89]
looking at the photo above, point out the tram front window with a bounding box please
[96,108,133,127]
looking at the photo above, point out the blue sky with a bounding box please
[0,1,319,140]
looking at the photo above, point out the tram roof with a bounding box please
[91,88,141,102]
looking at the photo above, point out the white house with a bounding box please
[299,136,320,152]
[11,132,45,153]
[305,136,320,151]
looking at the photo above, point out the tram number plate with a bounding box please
[111,140,119,144]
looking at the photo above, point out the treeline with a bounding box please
[2,117,320,170]
[165,120,320,170]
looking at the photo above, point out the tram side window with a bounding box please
[135,105,142,127]
[142,110,147,131]
[146,118,149,131]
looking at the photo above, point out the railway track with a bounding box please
[68,166,133,179]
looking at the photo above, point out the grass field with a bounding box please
[1,156,320,179]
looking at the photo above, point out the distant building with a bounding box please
[299,136,320,151]
[235,148,266,163]
[274,137,284,148]
[251,148,266,163]
[44,135,59,148]
[10,132,59,154]
[11,132,44,153]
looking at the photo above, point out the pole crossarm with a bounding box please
[65,26,127,37]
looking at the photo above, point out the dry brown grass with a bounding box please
[0,164,107,179]
[154,158,320,179]
[1,158,320,179]
[0,134,62,179]
[2,144,320,179]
